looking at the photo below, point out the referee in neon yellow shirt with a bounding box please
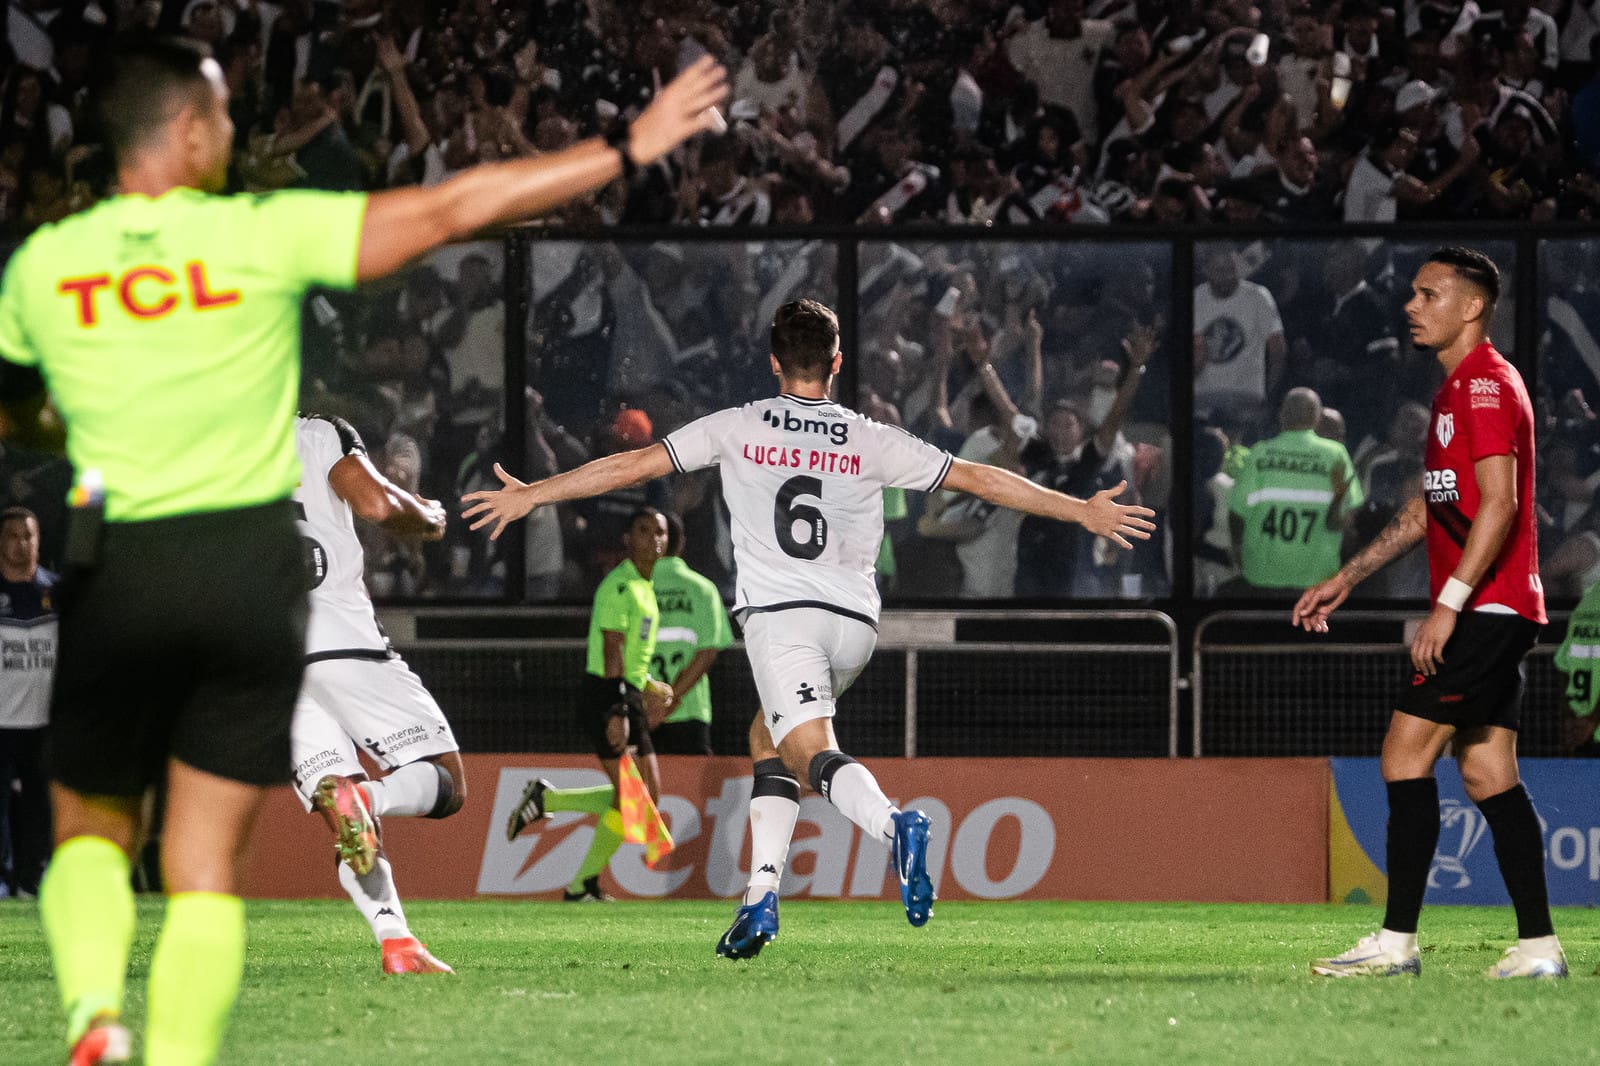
[0,36,725,1066]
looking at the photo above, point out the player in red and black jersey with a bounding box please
[1293,247,1564,979]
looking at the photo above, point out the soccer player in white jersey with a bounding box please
[467,300,1155,957]
[292,414,463,974]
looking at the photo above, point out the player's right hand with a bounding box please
[1291,575,1351,633]
[627,55,729,165]
[1080,480,1156,550]
[643,678,674,727]
[420,497,448,542]
[461,463,536,541]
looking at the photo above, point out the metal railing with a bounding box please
[390,608,1182,758]
[1193,610,1574,757]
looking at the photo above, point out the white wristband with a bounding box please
[1437,576,1473,612]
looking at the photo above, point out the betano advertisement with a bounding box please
[241,756,1329,903]
[1330,757,1600,906]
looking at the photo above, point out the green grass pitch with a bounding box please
[2,899,1598,1064]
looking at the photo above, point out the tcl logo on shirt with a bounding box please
[1436,412,1455,448]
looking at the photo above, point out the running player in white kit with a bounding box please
[292,414,463,974]
[468,301,1156,957]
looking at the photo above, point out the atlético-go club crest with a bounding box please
[1436,412,1455,448]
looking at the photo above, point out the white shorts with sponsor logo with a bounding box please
[740,607,877,747]
[289,655,458,810]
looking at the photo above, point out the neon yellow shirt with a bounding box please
[586,558,660,691]
[1228,429,1362,588]
[650,555,731,725]
[0,188,367,520]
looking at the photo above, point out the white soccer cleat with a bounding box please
[1485,943,1568,979]
[1310,933,1421,977]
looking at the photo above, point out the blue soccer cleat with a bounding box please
[892,809,935,927]
[715,891,779,960]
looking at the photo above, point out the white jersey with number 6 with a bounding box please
[662,394,952,623]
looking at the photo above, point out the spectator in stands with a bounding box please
[1345,118,1480,220]
[1016,324,1156,597]
[1300,242,1401,450]
[918,322,1037,598]
[1005,0,1115,146]
[1193,246,1286,419]
[1227,388,1362,596]
[681,135,771,225]
[1194,426,1239,597]
[1258,135,1337,221]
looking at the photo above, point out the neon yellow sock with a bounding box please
[544,783,615,815]
[145,892,246,1066]
[568,808,624,893]
[39,836,136,1042]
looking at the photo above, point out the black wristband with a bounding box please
[605,124,637,182]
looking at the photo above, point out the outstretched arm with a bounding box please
[939,460,1156,549]
[460,444,675,540]
[356,57,727,281]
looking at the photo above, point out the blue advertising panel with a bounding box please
[1332,758,1600,906]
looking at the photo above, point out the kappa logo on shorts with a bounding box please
[769,710,783,724]
[795,683,818,705]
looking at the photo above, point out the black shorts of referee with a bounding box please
[579,673,655,760]
[650,719,713,756]
[47,500,308,795]
[1397,610,1542,731]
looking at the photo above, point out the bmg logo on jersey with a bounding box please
[1424,467,1459,503]
[763,408,850,446]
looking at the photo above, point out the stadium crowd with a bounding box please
[6,0,1600,229]
[0,0,1597,603]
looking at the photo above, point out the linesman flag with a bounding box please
[618,754,675,867]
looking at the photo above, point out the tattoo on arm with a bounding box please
[1343,496,1426,585]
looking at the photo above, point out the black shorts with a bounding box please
[579,674,654,760]
[1396,611,1542,731]
[651,719,712,756]
[48,500,308,794]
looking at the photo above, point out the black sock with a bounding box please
[1382,777,1439,935]
[1477,784,1555,940]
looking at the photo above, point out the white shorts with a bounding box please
[289,655,458,810]
[740,607,877,747]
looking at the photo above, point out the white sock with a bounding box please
[1518,934,1561,956]
[827,763,899,842]
[1377,928,1418,954]
[363,762,441,818]
[743,795,799,906]
[338,856,410,944]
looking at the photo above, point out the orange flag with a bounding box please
[617,754,675,868]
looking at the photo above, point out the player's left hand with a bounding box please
[461,463,538,541]
[1080,480,1157,549]
[1411,604,1456,676]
